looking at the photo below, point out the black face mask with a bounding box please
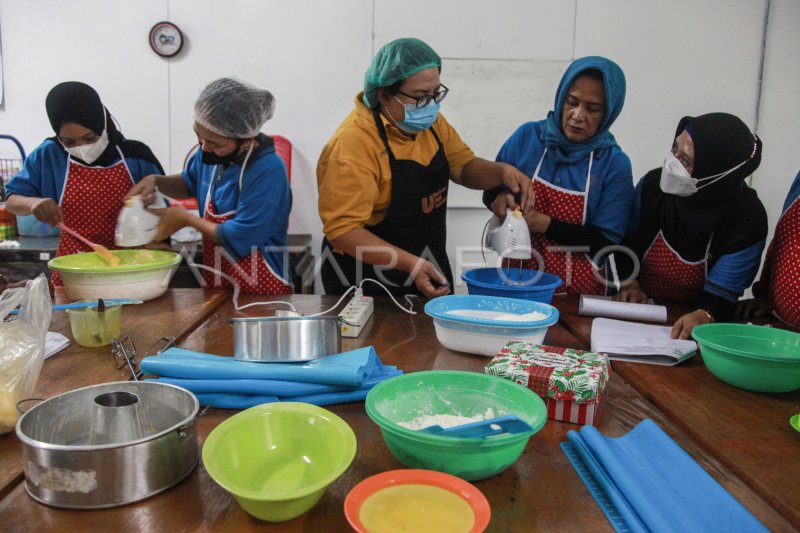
[201,142,242,166]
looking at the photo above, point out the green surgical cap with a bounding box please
[362,38,442,108]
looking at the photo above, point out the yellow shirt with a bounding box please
[317,93,476,241]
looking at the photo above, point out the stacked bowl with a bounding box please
[424,294,559,356]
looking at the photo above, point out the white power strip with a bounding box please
[339,293,374,337]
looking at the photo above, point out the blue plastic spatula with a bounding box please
[8,298,143,315]
[419,415,534,438]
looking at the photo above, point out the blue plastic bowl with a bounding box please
[17,214,60,237]
[461,268,563,304]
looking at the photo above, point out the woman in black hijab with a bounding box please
[614,112,767,339]
[5,82,163,284]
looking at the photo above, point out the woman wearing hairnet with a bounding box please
[127,78,292,294]
[5,81,164,286]
[317,38,533,298]
[483,56,633,296]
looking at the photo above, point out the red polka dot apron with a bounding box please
[639,230,709,302]
[518,150,607,295]
[767,196,800,327]
[201,166,292,295]
[53,148,134,286]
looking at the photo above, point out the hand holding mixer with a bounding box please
[484,209,532,260]
[115,195,161,247]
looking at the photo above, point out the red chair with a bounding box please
[272,135,292,182]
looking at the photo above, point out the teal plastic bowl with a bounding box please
[365,371,547,481]
[692,323,800,393]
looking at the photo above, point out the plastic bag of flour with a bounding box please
[0,275,51,433]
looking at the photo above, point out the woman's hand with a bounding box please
[521,204,550,234]
[614,280,649,304]
[149,207,190,241]
[490,192,516,219]
[125,175,160,206]
[671,309,713,340]
[412,260,451,298]
[31,198,63,226]
[498,163,535,212]
[735,297,771,318]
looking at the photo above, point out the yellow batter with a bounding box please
[359,483,475,533]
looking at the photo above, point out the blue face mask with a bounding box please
[392,96,440,133]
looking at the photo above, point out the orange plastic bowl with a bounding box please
[344,469,491,533]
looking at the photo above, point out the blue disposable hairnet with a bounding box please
[194,78,275,139]
[362,38,441,108]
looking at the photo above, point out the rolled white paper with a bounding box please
[579,295,667,323]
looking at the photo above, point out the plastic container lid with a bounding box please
[424,294,559,328]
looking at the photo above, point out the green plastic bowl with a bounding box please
[692,323,800,393]
[365,371,547,481]
[202,402,357,522]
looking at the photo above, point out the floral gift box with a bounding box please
[485,342,610,425]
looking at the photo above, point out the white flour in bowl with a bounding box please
[445,309,547,322]
[398,408,496,430]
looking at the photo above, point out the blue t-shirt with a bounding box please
[496,121,633,242]
[6,139,161,201]
[182,144,292,281]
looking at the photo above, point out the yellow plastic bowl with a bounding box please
[202,402,357,522]
[66,304,122,347]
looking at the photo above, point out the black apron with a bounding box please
[321,110,452,296]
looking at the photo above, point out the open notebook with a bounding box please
[590,318,696,366]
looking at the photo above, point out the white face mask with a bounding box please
[659,153,747,197]
[63,110,110,165]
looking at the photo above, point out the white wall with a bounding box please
[1,0,797,294]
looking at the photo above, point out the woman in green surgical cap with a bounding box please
[317,37,533,298]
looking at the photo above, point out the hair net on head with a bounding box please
[362,38,441,109]
[194,78,275,139]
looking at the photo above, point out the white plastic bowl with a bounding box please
[49,250,181,302]
[424,295,559,356]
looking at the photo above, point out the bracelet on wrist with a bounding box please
[699,309,715,323]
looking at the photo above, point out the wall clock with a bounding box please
[149,21,184,58]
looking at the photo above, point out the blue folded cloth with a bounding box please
[196,389,371,409]
[562,419,768,533]
[140,346,381,387]
[147,367,402,397]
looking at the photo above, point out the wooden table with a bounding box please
[0,288,229,500]
[556,293,800,531]
[0,293,794,531]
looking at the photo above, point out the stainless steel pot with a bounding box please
[16,381,199,509]
[229,315,342,362]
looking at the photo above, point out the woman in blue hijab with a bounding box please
[483,56,633,295]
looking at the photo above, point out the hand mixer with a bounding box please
[115,195,161,247]
[482,209,533,285]
[484,209,532,260]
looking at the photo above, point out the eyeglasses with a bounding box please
[395,84,449,109]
